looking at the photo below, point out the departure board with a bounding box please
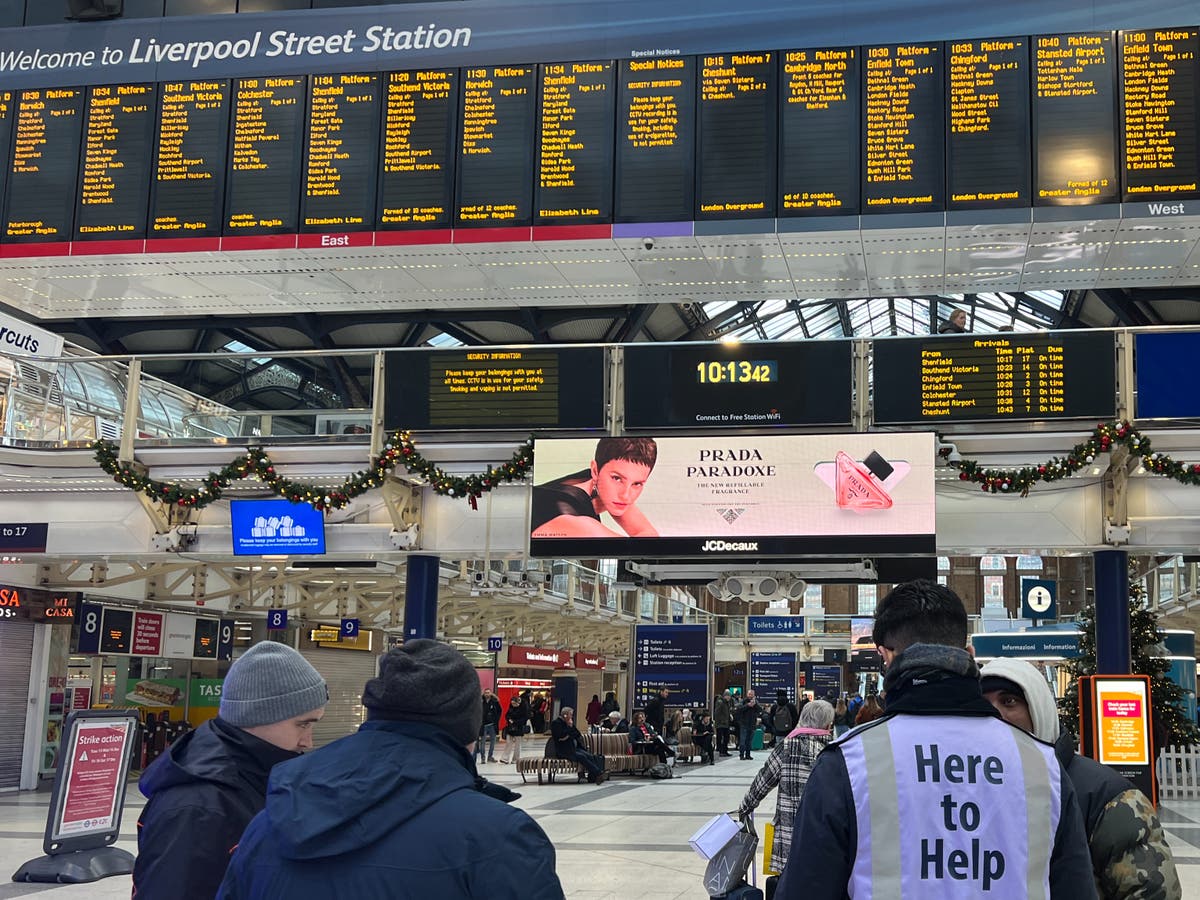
[615,57,696,222]
[76,83,156,241]
[456,65,536,227]
[383,347,606,430]
[5,87,84,243]
[780,47,861,215]
[1034,33,1119,205]
[872,331,1117,424]
[0,94,15,228]
[947,39,1032,208]
[863,43,945,212]
[377,69,456,230]
[226,75,306,235]
[301,73,381,232]
[624,341,852,428]
[696,52,777,219]
[1121,29,1200,200]
[150,81,230,239]
[536,61,615,224]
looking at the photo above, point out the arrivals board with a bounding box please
[947,38,1032,209]
[1033,32,1120,205]
[615,57,696,222]
[696,51,777,219]
[377,69,457,230]
[780,46,861,215]
[623,341,853,428]
[301,72,381,232]
[5,87,84,243]
[456,65,536,227]
[1120,28,1200,200]
[536,61,615,224]
[76,83,155,241]
[150,80,230,239]
[863,42,944,212]
[872,331,1117,423]
[383,346,606,430]
[225,75,306,235]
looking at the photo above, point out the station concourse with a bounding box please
[0,0,1200,898]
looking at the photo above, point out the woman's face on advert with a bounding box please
[591,458,651,514]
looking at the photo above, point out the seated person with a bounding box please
[603,710,629,733]
[549,707,606,784]
[628,710,675,765]
[692,711,715,765]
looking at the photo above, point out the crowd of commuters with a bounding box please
[131,579,1182,899]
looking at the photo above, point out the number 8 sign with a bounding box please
[76,601,105,654]
[267,609,288,631]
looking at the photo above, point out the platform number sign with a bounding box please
[267,609,288,631]
[218,618,235,660]
[487,636,503,653]
[341,618,360,639]
[76,601,104,654]
[1021,579,1057,620]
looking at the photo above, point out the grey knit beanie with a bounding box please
[362,639,482,745]
[219,641,328,728]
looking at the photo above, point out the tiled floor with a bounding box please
[1,753,1198,898]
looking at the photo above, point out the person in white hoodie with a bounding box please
[979,657,1181,900]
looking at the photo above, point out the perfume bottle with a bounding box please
[834,450,894,510]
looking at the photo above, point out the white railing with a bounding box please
[1157,744,1200,800]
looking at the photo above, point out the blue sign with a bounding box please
[267,609,288,631]
[76,601,104,654]
[747,616,805,635]
[634,624,709,708]
[750,652,797,701]
[487,636,503,653]
[230,500,326,556]
[807,664,843,702]
[341,618,360,639]
[1135,333,1200,419]
[971,632,1081,659]
[218,619,235,661]
[1021,578,1057,620]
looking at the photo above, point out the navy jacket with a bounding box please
[217,719,565,900]
[133,717,296,900]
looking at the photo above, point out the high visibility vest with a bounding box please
[840,714,1061,899]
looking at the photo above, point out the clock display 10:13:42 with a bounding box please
[695,360,778,384]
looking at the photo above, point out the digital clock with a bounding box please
[696,360,777,384]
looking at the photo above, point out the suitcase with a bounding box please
[751,728,764,751]
[715,883,764,900]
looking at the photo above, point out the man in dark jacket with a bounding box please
[776,580,1096,900]
[550,706,606,783]
[734,690,760,760]
[133,642,328,900]
[603,710,629,733]
[645,687,668,734]
[217,639,564,899]
[476,688,502,764]
[767,689,799,746]
[713,691,733,756]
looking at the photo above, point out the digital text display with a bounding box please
[226,75,306,234]
[150,80,230,238]
[696,51,777,219]
[615,57,696,222]
[1034,32,1119,205]
[76,83,156,241]
[5,87,84,242]
[302,72,381,232]
[780,47,860,215]
[456,65,536,227]
[536,61,615,224]
[378,69,456,229]
[947,38,1031,208]
[1121,28,1200,200]
[873,331,1117,423]
[863,42,944,212]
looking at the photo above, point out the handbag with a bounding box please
[703,818,758,897]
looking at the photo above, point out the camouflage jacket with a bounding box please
[1056,732,1181,900]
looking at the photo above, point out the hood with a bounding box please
[139,717,296,800]
[264,720,477,859]
[882,643,997,717]
[978,657,1061,742]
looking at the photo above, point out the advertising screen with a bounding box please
[530,432,935,558]
[230,499,326,556]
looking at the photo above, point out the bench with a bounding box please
[516,755,587,785]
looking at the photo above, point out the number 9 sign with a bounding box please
[341,618,360,639]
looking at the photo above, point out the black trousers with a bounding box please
[633,741,675,764]
[716,726,730,753]
[571,748,604,780]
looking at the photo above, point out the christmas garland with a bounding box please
[91,432,534,512]
[944,420,1200,496]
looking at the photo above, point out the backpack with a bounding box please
[771,705,793,735]
[648,762,673,779]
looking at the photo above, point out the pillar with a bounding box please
[1094,549,1131,674]
[403,555,440,640]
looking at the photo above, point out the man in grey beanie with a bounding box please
[218,639,565,900]
[134,641,327,900]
